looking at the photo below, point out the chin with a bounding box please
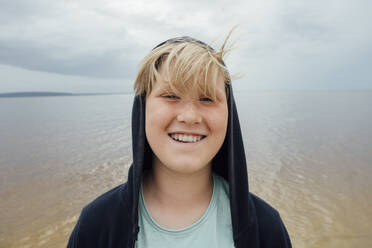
[163,159,211,175]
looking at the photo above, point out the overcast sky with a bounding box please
[0,0,371,93]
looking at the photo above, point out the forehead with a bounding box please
[153,63,226,98]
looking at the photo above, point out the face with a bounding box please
[145,65,228,175]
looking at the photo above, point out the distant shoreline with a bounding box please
[0,92,130,98]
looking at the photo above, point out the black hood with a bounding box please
[127,83,258,246]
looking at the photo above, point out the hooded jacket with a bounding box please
[67,83,291,248]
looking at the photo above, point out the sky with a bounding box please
[0,0,371,93]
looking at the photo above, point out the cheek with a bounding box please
[205,109,228,137]
[145,101,171,135]
[203,110,228,160]
[216,115,228,136]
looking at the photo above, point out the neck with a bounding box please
[143,158,213,210]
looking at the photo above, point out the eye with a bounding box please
[199,97,213,102]
[162,94,180,100]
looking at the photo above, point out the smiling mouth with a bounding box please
[168,133,206,143]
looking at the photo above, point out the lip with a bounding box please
[168,131,206,137]
[168,132,207,144]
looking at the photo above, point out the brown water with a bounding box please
[1,91,371,247]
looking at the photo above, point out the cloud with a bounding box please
[0,0,143,78]
[0,64,129,93]
[0,0,371,91]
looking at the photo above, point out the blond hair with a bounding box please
[133,31,233,101]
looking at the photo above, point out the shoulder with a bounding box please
[250,193,280,221]
[249,193,292,247]
[81,183,129,220]
[67,183,132,247]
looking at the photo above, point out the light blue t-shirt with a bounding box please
[137,173,234,248]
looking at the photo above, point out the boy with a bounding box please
[68,34,291,248]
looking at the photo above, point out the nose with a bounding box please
[177,101,202,124]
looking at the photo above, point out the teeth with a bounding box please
[170,134,203,143]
